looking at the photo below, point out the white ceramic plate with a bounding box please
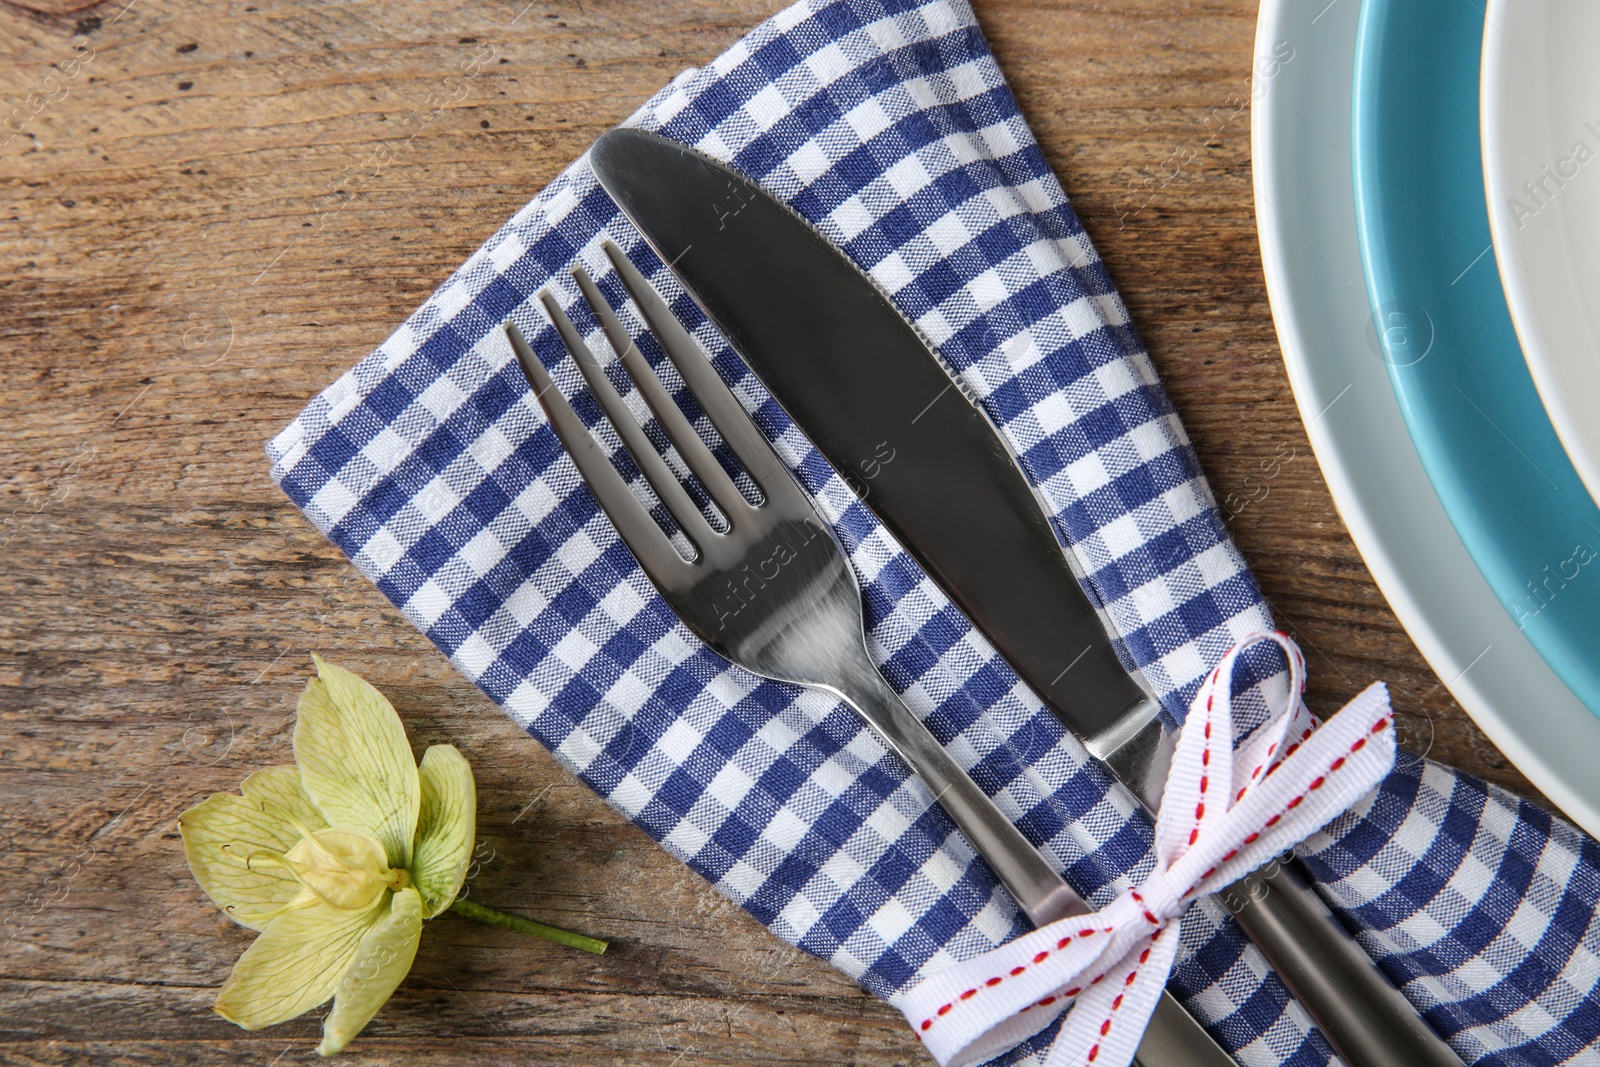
[1253,0,1600,834]
[1483,0,1600,509]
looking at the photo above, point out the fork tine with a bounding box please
[537,291,717,550]
[601,241,790,497]
[572,265,753,523]
[504,320,693,579]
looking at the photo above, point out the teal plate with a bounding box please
[1353,0,1600,715]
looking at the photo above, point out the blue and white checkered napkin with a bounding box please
[266,0,1600,1061]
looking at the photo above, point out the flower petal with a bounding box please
[410,745,476,918]
[295,655,420,869]
[242,763,330,831]
[179,766,329,931]
[213,894,385,1030]
[318,886,424,1056]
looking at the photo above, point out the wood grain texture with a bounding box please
[0,0,1548,1063]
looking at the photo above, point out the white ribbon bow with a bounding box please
[900,631,1396,1067]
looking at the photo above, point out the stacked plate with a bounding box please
[1253,0,1600,835]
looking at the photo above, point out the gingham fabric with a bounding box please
[264,0,1600,1063]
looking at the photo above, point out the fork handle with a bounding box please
[826,656,1237,1067]
[824,652,1089,927]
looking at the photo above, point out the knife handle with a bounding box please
[1222,857,1463,1067]
[1095,708,1462,1065]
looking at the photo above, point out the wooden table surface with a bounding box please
[0,0,1549,1063]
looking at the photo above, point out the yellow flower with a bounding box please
[179,655,475,1055]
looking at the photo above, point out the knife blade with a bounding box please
[587,134,1175,806]
[590,127,1463,1067]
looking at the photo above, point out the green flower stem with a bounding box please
[449,898,608,955]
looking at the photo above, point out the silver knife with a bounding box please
[589,127,1462,1067]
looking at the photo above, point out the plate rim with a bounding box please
[1252,0,1600,834]
[1350,0,1600,716]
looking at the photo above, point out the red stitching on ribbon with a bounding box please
[1182,716,1393,898]
[1190,708,1216,845]
[1085,928,1165,1063]
[1131,888,1160,927]
[914,926,1114,1034]
[913,632,1392,1048]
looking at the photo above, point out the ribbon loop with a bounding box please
[899,632,1396,1067]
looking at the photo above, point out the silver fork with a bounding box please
[504,240,1232,1066]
